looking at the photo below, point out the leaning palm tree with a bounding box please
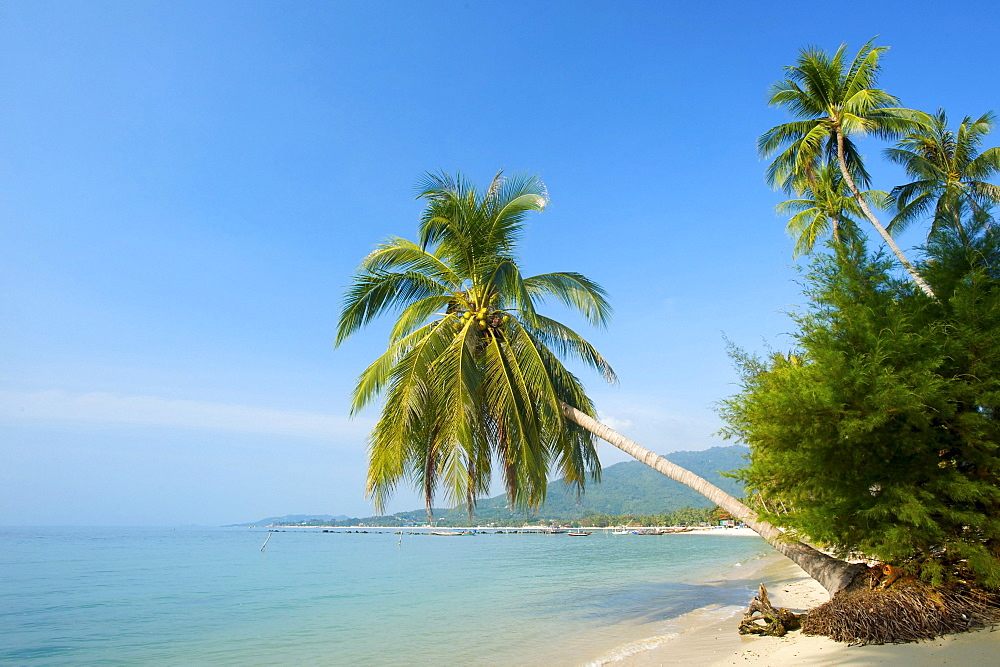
[559,406,862,594]
[338,171,864,596]
[886,108,1000,243]
[758,39,935,298]
[776,163,885,257]
[336,171,616,518]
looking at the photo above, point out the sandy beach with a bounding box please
[615,553,1000,666]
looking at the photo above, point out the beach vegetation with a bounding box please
[340,172,874,596]
[750,36,1000,589]
[722,226,1000,589]
[579,507,719,527]
[336,40,1000,625]
[727,38,1000,642]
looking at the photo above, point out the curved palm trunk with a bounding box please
[561,403,863,595]
[834,132,937,300]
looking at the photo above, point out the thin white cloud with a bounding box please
[0,390,371,441]
[596,412,633,431]
[591,394,727,459]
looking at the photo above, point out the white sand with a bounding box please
[614,554,1000,666]
[668,527,761,537]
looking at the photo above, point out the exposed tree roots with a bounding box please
[802,579,1000,645]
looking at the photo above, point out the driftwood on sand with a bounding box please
[738,584,803,637]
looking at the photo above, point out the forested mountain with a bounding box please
[249,446,747,526]
[446,445,747,522]
[230,513,350,527]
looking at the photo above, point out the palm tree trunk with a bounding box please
[561,402,864,595]
[834,131,937,299]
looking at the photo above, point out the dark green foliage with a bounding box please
[720,229,1000,588]
[580,506,721,527]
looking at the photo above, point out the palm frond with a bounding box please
[523,272,613,327]
[521,313,618,383]
[886,108,1000,241]
[388,295,454,343]
[888,191,935,235]
[481,328,547,506]
[966,147,1000,181]
[758,119,821,158]
[360,237,462,287]
[336,270,449,346]
[429,320,486,510]
[352,319,446,413]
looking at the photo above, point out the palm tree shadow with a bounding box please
[535,578,760,625]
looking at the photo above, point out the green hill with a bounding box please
[227,513,351,527]
[257,446,749,527]
[435,445,748,523]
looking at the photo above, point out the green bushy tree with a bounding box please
[721,227,1000,588]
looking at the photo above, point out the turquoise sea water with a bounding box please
[1,527,772,665]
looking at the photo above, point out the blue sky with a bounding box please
[3,1,999,525]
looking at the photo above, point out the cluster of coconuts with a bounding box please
[460,307,506,329]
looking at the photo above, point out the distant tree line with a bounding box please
[580,506,729,527]
[273,505,734,528]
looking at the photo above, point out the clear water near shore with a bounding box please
[1,526,773,665]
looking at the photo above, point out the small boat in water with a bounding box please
[567,531,593,537]
[430,530,475,536]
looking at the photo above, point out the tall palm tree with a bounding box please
[886,108,1000,243]
[758,39,936,298]
[338,171,864,596]
[336,171,616,518]
[776,163,886,257]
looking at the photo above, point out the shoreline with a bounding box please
[264,525,763,536]
[586,548,795,665]
[610,553,1000,665]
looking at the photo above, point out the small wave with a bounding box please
[585,632,681,666]
[701,603,745,623]
[586,603,747,665]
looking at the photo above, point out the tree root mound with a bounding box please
[802,583,1000,645]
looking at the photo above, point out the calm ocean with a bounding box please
[0,527,772,665]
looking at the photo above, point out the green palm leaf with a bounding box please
[887,108,1000,241]
[523,272,613,327]
[336,270,450,345]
